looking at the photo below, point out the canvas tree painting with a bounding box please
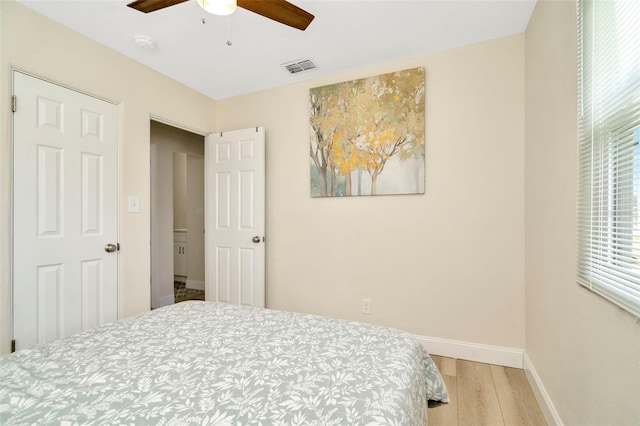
[310,67,425,197]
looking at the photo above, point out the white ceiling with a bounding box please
[18,0,537,100]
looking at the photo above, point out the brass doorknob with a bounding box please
[252,236,261,243]
[104,243,118,253]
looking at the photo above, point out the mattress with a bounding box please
[0,301,448,425]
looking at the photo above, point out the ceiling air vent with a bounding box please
[282,58,318,74]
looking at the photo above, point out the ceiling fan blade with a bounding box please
[237,0,314,31]
[127,0,189,13]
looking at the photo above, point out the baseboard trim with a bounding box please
[413,335,523,368]
[186,279,205,291]
[523,353,564,426]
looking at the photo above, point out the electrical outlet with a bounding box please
[361,298,371,315]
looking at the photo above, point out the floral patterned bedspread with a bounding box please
[0,301,448,425]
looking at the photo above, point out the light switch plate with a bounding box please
[128,195,140,213]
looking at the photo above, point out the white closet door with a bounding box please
[13,71,118,351]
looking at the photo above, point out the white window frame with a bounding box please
[576,0,640,318]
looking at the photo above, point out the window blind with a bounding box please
[577,0,640,318]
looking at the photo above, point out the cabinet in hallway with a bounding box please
[173,230,187,277]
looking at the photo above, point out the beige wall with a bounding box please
[0,1,216,354]
[216,35,526,348]
[186,154,205,286]
[173,152,188,230]
[525,1,640,424]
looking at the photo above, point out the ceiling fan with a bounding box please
[127,0,315,31]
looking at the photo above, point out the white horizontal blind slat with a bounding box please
[577,0,640,319]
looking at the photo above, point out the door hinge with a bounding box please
[11,339,15,353]
[11,95,17,113]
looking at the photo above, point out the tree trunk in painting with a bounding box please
[371,173,378,195]
[310,148,328,196]
[357,169,362,196]
[309,130,330,197]
[345,171,352,196]
[330,165,338,196]
[319,163,328,196]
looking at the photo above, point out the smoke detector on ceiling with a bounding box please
[282,58,318,74]
[134,35,156,50]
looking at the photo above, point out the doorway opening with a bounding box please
[150,120,205,308]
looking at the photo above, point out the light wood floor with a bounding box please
[427,355,547,426]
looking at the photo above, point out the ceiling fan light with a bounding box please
[196,0,237,16]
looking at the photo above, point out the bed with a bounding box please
[0,301,448,425]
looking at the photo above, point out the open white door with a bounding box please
[205,127,265,308]
[12,72,118,351]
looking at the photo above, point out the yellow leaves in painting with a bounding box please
[330,133,359,176]
[310,67,425,196]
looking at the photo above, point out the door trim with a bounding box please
[150,115,208,137]
[12,68,118,106]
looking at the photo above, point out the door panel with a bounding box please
[36,264,63,344]
[37,145,64,237]
[216,246,232,303]
[13,71,118,351]
[206,128,265,308]
[81,153,103,235]
[81,259,103,330]
[239,248,255,306]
